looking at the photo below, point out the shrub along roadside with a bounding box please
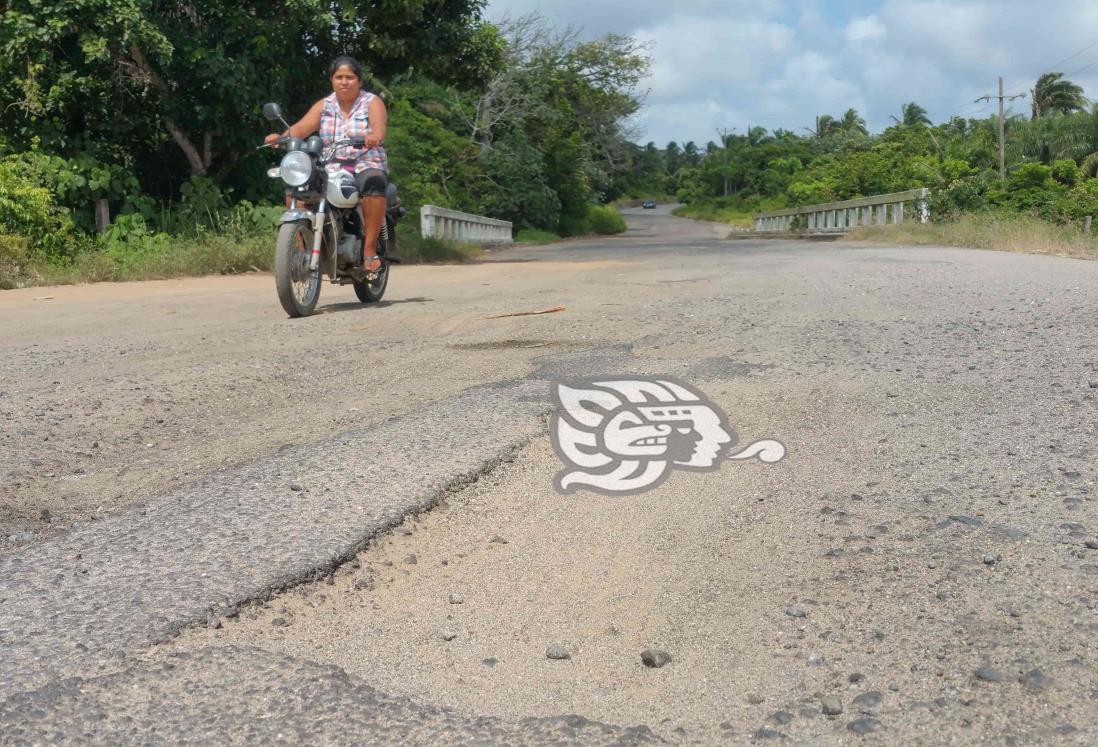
[846,211,1098,259]
[0,200,633,289]
[1,221,483,289]
[515,228,561,244]
[586,205,627,234]
[671,195,785,229]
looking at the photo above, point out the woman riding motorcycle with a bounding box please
[265,55,388,273]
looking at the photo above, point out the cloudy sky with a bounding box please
[483,0,1098,146]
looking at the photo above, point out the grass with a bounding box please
[2,234,274,288]
[514,228,562,244]
[846,212,1098,260]
[672,203,755,229]
[397,229,483,263]
[1,227,483,290]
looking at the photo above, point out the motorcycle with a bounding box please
[260,102,406,317]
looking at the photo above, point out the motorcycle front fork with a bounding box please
[309,200,328,272]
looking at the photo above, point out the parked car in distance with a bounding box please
[642,200,657,209]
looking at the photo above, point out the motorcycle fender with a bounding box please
[280,209,314,225]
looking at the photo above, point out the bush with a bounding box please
[1051,159,1081,187]
[19,150,143,232]
[0,234,29,289]
[0,158,80,262]
[1008,163,1052,190]
[927,172,993,221]
[226,201,283,237]
[99,214,173,273]
[670,195,780,228]
[35,234,274,285]
[586,204,626,234]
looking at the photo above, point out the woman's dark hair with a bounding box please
[329,55,363,80]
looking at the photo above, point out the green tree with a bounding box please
[682,141,700,166]
[893,102,931,127]
[456,14,649,230]
[1031,72,1087,119]
[665,141,682,173]
[809,115,837,138]
[0,0,501,188]
[839,108,868,135]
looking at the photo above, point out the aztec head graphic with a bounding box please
[550,377,785,495]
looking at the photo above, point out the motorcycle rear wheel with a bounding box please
[275,220,321,317]
[353,221,391,303]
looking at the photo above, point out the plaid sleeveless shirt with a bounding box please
[318,91,388,173]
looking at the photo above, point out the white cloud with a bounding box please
[484,0,1098,144]
[485,0,787,38]
[635,16,796,104]
[844,15,886,44]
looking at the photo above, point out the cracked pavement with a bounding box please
[2,206,1098,744]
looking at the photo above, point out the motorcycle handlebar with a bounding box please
[256,136,367,154]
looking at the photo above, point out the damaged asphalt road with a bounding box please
[2,206,1098,743]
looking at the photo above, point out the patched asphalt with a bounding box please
[3,205,1098,743]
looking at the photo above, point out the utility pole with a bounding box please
[716,127,733,196]
[976,77,1027,181]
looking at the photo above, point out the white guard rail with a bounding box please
[420,205,513,244]
[753,188,929,233]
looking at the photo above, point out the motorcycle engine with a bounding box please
[337,234,360,266]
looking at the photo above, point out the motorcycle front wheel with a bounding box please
[274,220,321,317]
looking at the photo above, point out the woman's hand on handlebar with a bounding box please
[264,133,281,145]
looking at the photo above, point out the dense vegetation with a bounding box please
[0,2,644,287]
[4,1,1098,288]
[628,76,1098,233]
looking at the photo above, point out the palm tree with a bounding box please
[807,114,837,138]
[665,141,681,172]
[683,141,700,166]
[747,125,768,146]
[839,108,868,135]
[1031,72,1087,119]
[891,102,931,127]
[1008,109,1093,164]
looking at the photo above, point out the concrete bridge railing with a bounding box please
[753,188,930,233]
[420,205,513,244]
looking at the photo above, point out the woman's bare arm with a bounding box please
[365,96,387,147]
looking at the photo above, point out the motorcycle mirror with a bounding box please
[261,103,284,122]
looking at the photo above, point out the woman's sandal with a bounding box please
[363,254,382,272]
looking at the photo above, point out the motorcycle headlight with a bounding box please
[279,151,313,187]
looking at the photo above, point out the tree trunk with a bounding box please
[163,118,208,176]
[211,150,242,182]
[129,45,208,177]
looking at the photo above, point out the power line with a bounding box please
[1043,38,1098,71]
[999,37,1098,97]
[949,38,1098,123]
[1064,55,1098,80]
